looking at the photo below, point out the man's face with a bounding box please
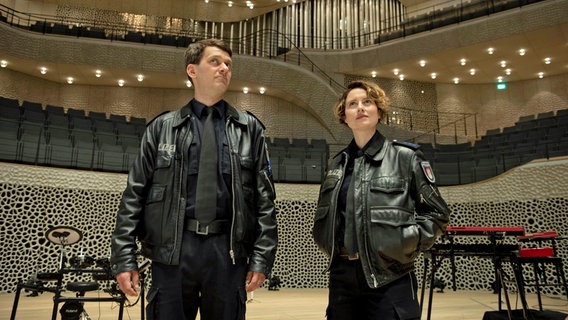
[187,46,232,94]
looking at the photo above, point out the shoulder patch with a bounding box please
[420,161,436,183]
[392,140,420,150]
[246,111,266,129]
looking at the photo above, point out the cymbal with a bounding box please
[45,226,83,245]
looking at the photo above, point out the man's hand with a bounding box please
[116,270,140,296]
[245,271,266,292]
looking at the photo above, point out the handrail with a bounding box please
[0,3,488,141]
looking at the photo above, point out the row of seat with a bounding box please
[267,138,329,183]
[422,110,568,185]
[0,97,331,180]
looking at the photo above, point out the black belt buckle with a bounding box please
[195,221,209,235]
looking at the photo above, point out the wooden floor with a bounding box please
[2,288,567,319]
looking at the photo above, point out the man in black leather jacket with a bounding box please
[313,81,450,320]
[110,39,278,320]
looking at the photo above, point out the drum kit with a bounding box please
[10,226,131,320]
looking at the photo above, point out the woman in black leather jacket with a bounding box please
[313,80,450,320]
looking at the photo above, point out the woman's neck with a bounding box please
[352,129,376,149]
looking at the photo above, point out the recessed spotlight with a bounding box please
[0,60,7,68]
[544,57,551,64]
[453,77,460,84]
[497,76,503,83]
[469,69,476,75]
[459,58,466,66]
[487,47,494,55]
[419,60,426,67]
[538,72,544,79]
[430,73,437,79]
[118,79,125,87]
[518,49,526,56]
[505,69,511,75]
[66,77,74,84]
[204,0,209,2]
[371,71,377,78]
[399,74,405,81]
[393,68,399,75]
[243,87,249,94]
[500,60,507,68]
[137,74,144,82]
[228,1,233,7]
[40,67,47,74]
[95,70,102,77]
[259,87,266,94]
[186,80,192,88]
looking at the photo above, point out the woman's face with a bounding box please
[343,88,381,132]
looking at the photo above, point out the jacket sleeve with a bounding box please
[110,123,158,275]
[248,121,278,276]
[411,150,451,251]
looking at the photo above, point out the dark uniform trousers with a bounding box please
[147,230,248,320]
[327,257,421,320]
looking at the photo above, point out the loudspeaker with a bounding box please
[482,309,568,320]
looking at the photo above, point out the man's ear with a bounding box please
[186,64,196,80]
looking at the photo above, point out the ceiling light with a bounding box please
[393,68,399,75]
[505,69,511,75]
[137,74,144,82]
[259,87,266,94]
[419,60,426,67]
[243,87,249,94]
[459,58,466,66]
[500,60,507,68]
[40,67,47,74]
[0,60,7,68]
[371,71,377,78]
[497,76,503,83]
[518,48,526,56]
[430,73,437,79]
[544,57,551,64]
[538,72,544,79]
[469,69,476,75]
[204,0,209,2]
[186,80,192,88]
[95,70,102,77]
[118,79,125,87]
[399,74,405,80]
[453,77,460,84]
[487,47,494,55]
[66,77,74,84]
[228,1,233,7]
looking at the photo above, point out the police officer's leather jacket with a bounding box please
[313,132,450,288]
[111,101,278,277]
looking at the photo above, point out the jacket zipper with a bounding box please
[361,159,379,288]
[226,120,236,265]
[173,127,188,263]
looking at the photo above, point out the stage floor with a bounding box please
[2,288,567,319]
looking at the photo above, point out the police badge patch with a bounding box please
[420,161,436,183]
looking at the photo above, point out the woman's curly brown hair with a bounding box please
[334,81,390,125]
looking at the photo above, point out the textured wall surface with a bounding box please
[1,159,567,296]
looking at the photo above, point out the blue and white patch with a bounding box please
[420,161,436,183]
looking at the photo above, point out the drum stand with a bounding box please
[10,226,127,320]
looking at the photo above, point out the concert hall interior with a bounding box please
[0,0,567,319]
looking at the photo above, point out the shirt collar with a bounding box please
[191,99,226,120]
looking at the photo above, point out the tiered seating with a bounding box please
[427,109,568,186]
[267,137,329,183]
[0,97,145,173]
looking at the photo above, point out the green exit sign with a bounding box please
[497,83,507,90]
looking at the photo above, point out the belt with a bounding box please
[339,247,360,261]
[185,219,229,235]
